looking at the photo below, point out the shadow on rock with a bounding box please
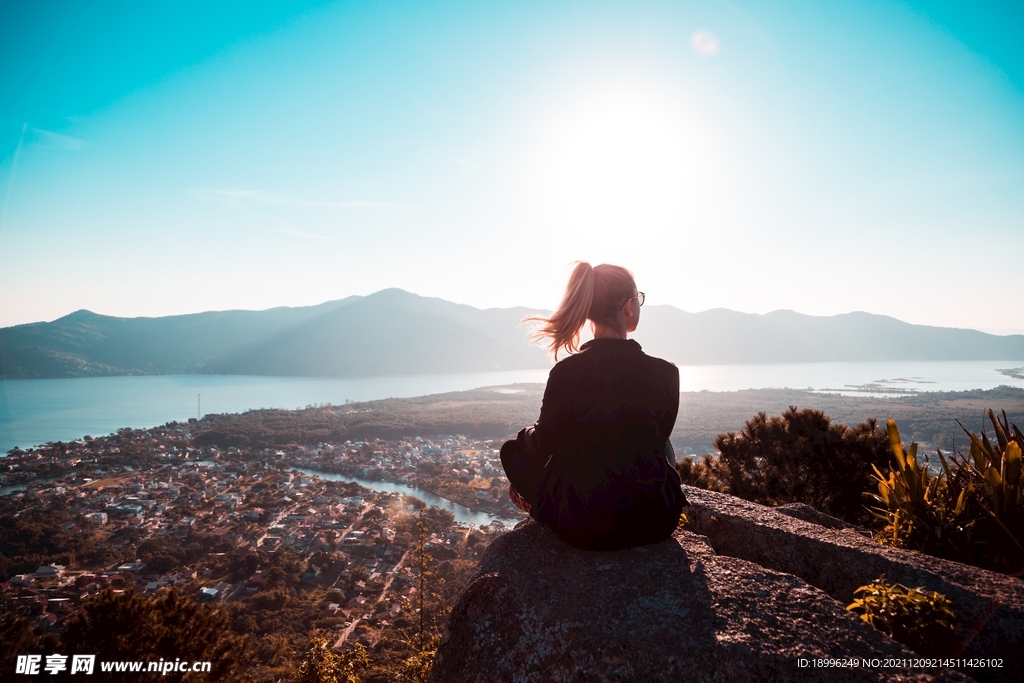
[430,520,965,682]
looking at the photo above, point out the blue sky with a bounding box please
[2,0,1022,333]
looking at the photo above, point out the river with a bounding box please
[292,467,522,528]
[0,461,524,527]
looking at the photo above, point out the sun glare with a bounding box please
[527,83,725,235]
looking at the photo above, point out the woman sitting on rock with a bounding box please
[501,262,687,551]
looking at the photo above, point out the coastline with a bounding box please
[5,361,1024,454]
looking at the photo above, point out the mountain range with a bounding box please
[2,289,1022,379]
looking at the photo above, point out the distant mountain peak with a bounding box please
[363,288,420,303]
[57,309,102,322]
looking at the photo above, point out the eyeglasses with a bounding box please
[625,292,645,307]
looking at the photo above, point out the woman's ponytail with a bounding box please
[524,262,637,360]
[524,262,595,360]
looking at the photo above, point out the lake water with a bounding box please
[676,360,1024,396]
[0,369,550,454]
[2,361,1022,454]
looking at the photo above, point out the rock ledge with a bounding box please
[682,485,1024,682]
[430,518,969,682]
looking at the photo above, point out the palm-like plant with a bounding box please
[869,420,952,546]
[868,412,1024,573]
[958,410,1024,561]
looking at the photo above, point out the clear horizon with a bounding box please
[3,1,1023,333]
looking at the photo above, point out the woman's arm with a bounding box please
[660,364,680,445]
[533,361,575,458]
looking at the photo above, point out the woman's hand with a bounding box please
[508,484,532,513]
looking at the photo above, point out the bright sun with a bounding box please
[528,83,724,233]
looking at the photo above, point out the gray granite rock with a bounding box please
[429,520,968,683]
[774,502,863,532]
[683,485,1024,683]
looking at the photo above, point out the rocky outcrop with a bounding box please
[774,502,861,531]
[429,519,970,683]
[682,485,1024,682]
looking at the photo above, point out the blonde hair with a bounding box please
[524,262,637,360]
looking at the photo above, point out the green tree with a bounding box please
[61,589,251,682]
[680,407,891,525]
[414,509,448,646]
[0,613,59,674]
[296,637,367,683]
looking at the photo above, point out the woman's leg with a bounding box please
[500,434,547,511]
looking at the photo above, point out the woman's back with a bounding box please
[535,338,678,465]
[530,338,685,550]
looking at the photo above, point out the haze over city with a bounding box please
[2,0,1022,333]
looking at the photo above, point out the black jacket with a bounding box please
[527,338,686,550]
